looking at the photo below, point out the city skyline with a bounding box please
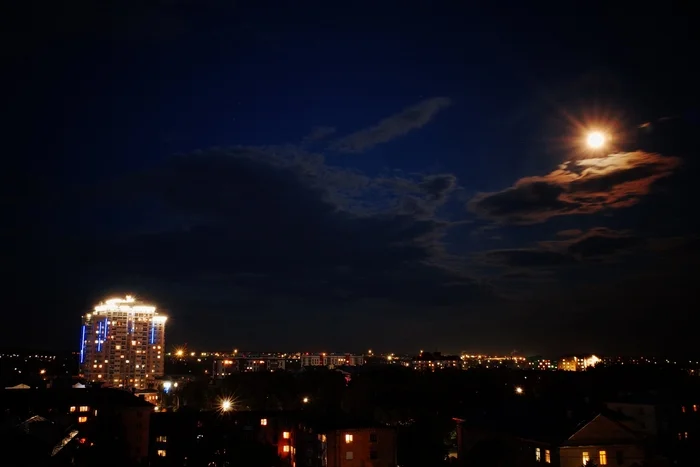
[7,2,699,355]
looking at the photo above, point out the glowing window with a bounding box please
[345,434,353,443]
[79,406,89,412]
[694,405,698,412]
[157,450,166,457]
[78,416,87,423]
[283,431,290,439]
[535,447,541,461]
[283,445,290,453]
[582,452,590,464]
[345,451,353,460]
[261,418,268,426]
[682,406,686,413]
[156,436,167,443]
[599,450,607,465]
[69,406,76,412]
[545,450,551,463]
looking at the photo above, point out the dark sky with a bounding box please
[5,1,699,355]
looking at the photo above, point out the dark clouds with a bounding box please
[76,149,488,311]
[469,152,682,224]
[332,97,452,153]
[480,228,647,269]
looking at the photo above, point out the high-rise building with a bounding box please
[80,295,167,388]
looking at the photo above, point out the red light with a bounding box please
[79,438,87,444]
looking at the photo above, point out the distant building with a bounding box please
[80,295,167,389]
[300,354,364,368]
[557,355,600,371]
[412,351,460,371]
[212,356,288,378]
[149,411,397,467]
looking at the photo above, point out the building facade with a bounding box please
[557,355,600,372]
[300,353,364,367]
[80,295,167,389]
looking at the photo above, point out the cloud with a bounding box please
[332,97,452,153]
[480,248,574,268]
[477,228,644,270]
[304,126,336,142]
[556,229,583,238]
[468,151,682,224]
[563,228,643,258]
[73,148,488,308]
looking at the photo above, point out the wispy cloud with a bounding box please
[303,126,336,142]
[332,97,452,153]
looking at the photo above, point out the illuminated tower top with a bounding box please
[92,295,157,314]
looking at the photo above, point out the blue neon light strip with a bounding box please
[97,321,102,351]
[79,325,86,363]
[104,318,109,342]
[150,322,155,344]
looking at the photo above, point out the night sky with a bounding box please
[6,1,699,355]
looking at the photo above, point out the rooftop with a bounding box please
[1,387,155,411]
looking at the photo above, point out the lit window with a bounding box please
[156,436,167,443]
[69,406,76,412]
[283,445,290,453]
[157,450,166,457]
[94,410,98,416]
[685,432,689,439]
[346,451,354,460]
[79,406,89,412]
[345,433,353,443]
[582,452,590,464]
[283,431,290,439]
[694,405,698,412]
[545,449,551,463]
[78,416,87,423]
[535,447,541,461]
[261,418,268,426]
[682,406,686,413]
[599,450,607,465]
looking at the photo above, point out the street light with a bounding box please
[515,386,524,395]
[302,397,309,404]
[220,398,233,412]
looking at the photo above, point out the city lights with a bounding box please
[302,397,310,404]
[515,386,524,395]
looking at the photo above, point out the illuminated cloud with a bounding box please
[333,97,452,153]
[468,151,682,224]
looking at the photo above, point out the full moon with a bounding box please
[586,131,606,149]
